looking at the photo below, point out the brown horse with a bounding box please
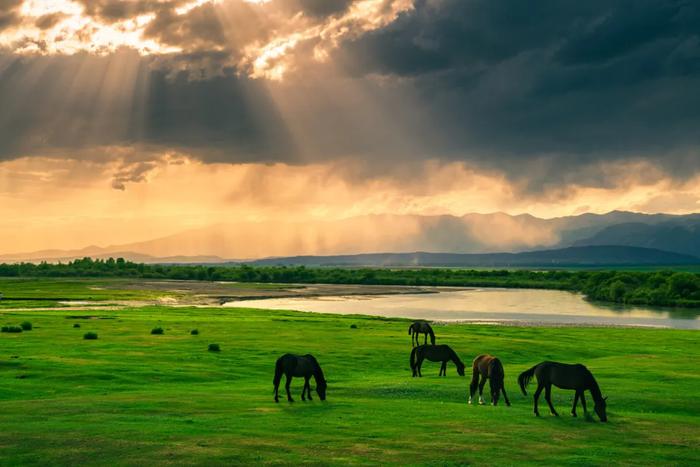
[273,354,327,403]
[469,354,511,406]
[519,361,608,421]
[408,320,436,347]
[410,344,465,377]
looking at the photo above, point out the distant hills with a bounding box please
[246,246,699,267]
[3,210,700,266]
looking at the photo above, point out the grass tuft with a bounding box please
[20,321,32,331]
[207,343,220,352]
[190,329,199,335]
[1,325,23,333]
[73,323,81,328]
[83,332,98,340]
[150,327,164,335]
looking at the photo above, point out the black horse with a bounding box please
[519,361,608,421]
[469,354,511,406]
[273,354,327,403]
[408,320,436,347]
[411,344,465,377]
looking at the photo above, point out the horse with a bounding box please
[273,353,327,403]
[410,345,465,377]
[408,320,436,347]
[468,354,511,406]
[518,361,608,422]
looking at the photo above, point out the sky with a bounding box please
[1,0,699,255]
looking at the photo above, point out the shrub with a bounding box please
[83,332,98,340]
[208,343,221,352]
[190,329,199,335]
[20,321,32,331]
[1,325,22,333]
[350,324,358,329]
[151,327,164,335]
[73,323,81,328]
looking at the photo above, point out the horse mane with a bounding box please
[587,372,604,402]
[307,355,326,386]
[447,346,465,369]
[426,324,436,345]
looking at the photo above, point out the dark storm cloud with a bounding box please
[276,0,355,17]
[1,0,700,191]
[334,0,700,182]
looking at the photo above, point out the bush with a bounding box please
[190,329,199,335]
[350,324,358,329]
[1,325,22,333]
[73,323,81,328]
[83,332,98,340]
[20,321,32,331]
[151,327,164,335]
[208,343,221,352]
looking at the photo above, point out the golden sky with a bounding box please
[1,1,699,256]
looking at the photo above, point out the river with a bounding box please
[223,287,700,329]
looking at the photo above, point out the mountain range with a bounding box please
[3,211,700,266]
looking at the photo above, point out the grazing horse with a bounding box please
[411,345,465,377]
[273,354,327,403]
[408,320,436,347]
[469,354,511,406]
[518,361,608,422]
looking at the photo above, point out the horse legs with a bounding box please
[468,371,480,404]
[533,383,544,416]
[416,355,424,377]
[440,361,447,376]
[285,375,294,402]
[544,384,558,416]
[572,390,580,417]
[301,376,310,401]
[501,386,511,407]
[274,381,280,403]
[424,333,428,345]
[305,376,314,401]
[579,390,588,417]
[478,375,487,404]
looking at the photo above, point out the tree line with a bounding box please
[1,258,700,308]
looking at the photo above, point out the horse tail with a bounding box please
[427,325,436,345]
[273,356,284,390]
[518,364,538,395]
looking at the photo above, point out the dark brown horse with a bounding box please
[273,354,327,403]
[408,320,436,347]
[519,361,608,421]
[410,344,465,377]
[469,354,511,406]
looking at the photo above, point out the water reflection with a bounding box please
[224,288,700,330]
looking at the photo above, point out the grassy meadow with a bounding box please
[0,280,699,465]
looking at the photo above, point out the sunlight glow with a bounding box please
[5,1,179,55]
[243,0,414,79]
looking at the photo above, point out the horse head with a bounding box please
[594,396,608,422]
[316,380,327,401]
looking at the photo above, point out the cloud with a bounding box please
[0,0,699,196]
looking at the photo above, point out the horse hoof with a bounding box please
[468,399,472,404]
[572,412,577,417]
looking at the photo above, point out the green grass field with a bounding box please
[1,296,699,466]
